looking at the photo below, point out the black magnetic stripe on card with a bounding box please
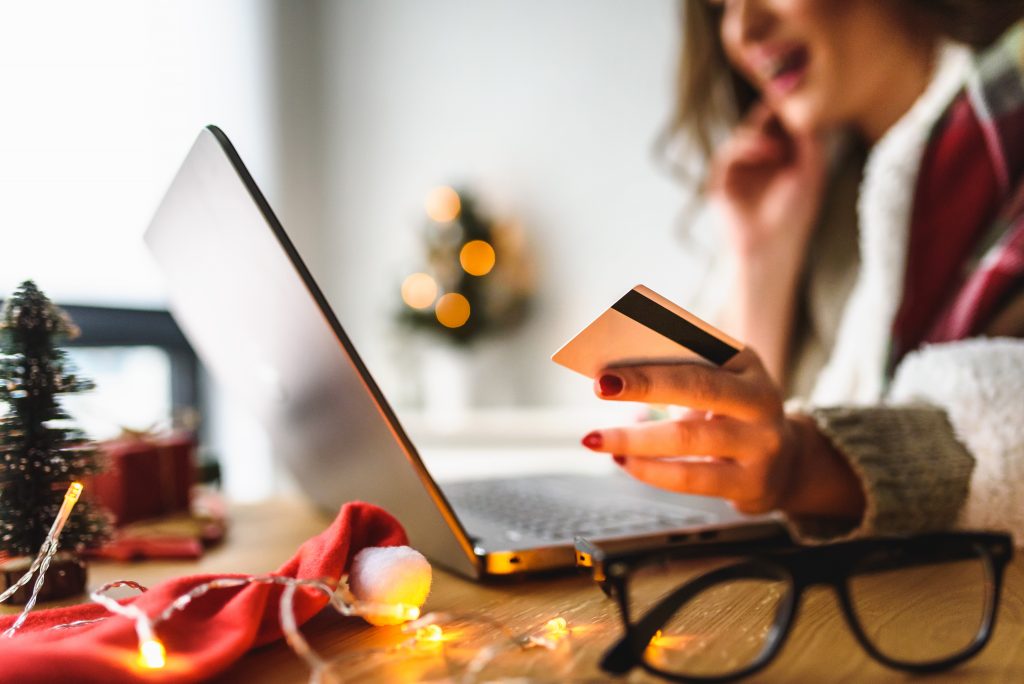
[611,290,739,366]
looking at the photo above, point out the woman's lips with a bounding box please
[763,46,809,97]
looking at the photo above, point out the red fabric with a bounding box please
[0,502,408,683]
[891,96,1004,363]
[926,213,1024,341]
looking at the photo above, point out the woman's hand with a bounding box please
[708,102,826,257]
[582,348,865,519]
[708,103,829,383]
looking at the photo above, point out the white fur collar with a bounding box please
[811,43,973,405]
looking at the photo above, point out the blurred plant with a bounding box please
[398,187,532,346]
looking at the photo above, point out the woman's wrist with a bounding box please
[727,226,814,264]
[731,227,810,277]
[780,414,866,521]
[729,248,806,383]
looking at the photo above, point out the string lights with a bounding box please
[424,185,462,224]
[399,185,528,336]
[4,485,574,682]
[0,481,84,636]
[458,240,496,277]
[434,292,472,329]
[40,575,573,683]
[413,623,444,645]
[401,272,440,310]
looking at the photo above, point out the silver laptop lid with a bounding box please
[144,126,479,577]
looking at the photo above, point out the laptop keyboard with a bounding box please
[445,478,712,542]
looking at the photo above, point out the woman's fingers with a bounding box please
[584,346,790,513]
[614,454,780,512]
[710,124,789,194]
[584,415,772,460]
[727,126,789,166]
[615,456,749,503]
[724,105,791,161]
[593,348,775,421]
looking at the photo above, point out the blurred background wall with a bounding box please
[0,0,715,499]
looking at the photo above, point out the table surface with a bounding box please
[72,500,1024,682]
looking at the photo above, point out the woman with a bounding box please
[583,0,1024,540]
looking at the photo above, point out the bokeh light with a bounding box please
[139,638,167,669]
[425,186,461,223]
[545,617,569,635]
[401,272,439,309]
[459,240,496,276]
[435,293,471,328]
[415,624,444,644]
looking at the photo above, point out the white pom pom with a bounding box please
[348,546,432,625]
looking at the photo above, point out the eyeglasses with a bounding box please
[576,531,1013,682]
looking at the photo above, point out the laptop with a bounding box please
[144,126,784,579]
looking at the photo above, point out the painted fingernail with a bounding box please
[582,432,603,449]
[598,374,624,397]
[612,455,626,466]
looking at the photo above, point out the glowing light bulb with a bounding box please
[435,293,471,328]
[393,604,421,622]
[415,624,444,644]
[51,481,86,540]
[459,240,496,276]
[425,186,461,223]
[545,617,568,635]
[401,273,439,309]
[139,638,166,669]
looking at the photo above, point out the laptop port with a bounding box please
[667,533,691,543]
[697,529,718,541]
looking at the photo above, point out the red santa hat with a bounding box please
[0,502,430,683]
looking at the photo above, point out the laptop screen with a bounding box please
[144,126,480,575]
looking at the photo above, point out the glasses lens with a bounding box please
[640,563,790,678]
[624,555,748,626]
[848,544,991,665]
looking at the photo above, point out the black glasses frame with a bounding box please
[577,531,1013,683]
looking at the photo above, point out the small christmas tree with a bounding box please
[399,187,532,345]
[0,281,108,558]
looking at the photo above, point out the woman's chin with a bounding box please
[772,99,831,137]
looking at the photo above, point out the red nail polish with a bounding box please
[613,455,626,466]
[598,374,624,397]
[582,432,603,449]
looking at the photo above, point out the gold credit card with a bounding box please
[551,284,743,379]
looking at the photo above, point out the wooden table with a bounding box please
[76,499,1024,682]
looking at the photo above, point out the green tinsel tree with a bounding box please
[0,280,108,557]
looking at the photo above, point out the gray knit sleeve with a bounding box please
[784,405,975,543]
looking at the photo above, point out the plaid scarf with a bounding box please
[891,22,1024,365]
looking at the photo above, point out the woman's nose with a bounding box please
[729,0,775,44]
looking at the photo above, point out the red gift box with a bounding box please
[90,431,196,526]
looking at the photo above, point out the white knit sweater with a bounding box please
[889,340,1024,539]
